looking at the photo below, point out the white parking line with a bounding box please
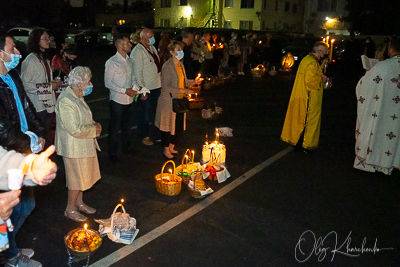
[89,146,293,267]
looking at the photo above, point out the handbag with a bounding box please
[171,93,190,113]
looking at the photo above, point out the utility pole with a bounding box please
[218,0,223,28]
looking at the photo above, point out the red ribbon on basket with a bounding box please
[204,166,216,176]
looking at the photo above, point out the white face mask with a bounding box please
[0,50,21,71]
[175,50,184,60]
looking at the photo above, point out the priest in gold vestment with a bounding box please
[281,42,328,151]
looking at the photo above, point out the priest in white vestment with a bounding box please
[354,36,400,175]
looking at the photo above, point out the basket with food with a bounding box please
[175,150,202,184]
[251,64,266,77]
[154,160,182,196]
[64,227,102,260]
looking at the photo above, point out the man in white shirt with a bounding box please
[130,28,162,146]
[105,36,138,162]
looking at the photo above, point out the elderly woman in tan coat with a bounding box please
[55,66,102,222]
[155,41,199,159]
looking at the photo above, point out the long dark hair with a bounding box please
[28,28,48,59]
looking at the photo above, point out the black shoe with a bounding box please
[302,149,314,155]
[109,155,120,163]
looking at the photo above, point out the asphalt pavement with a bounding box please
[6,47,400,267]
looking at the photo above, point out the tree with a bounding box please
[344,0,400,35]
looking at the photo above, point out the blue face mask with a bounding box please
[149,37,155,46]
[1,51,21,71]
[84,85,93,96]
[175,50,184,60]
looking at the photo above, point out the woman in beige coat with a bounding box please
[155,41,199,159]
[55,66,102,222]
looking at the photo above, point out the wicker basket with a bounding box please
[189,178,210,199]
[202,74,214,90]
[251,64,266,77]
[154,160,182,196]
[175,150,201,184]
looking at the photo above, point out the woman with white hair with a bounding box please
[55,66,102,222]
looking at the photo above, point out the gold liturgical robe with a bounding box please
[281,55,324,149]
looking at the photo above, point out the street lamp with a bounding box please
[184,6,192,17]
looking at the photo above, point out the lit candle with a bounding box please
[22,154,34,174]
[169,169,172,174]
[259,40,262,44]
[191,150,195,162]
[216,132,219,143]
[329,39,335,62]
[326,36,330,45]
[121,198,124,204]
[188,93,191,98]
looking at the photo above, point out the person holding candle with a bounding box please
[55,66,101,222]
[0,144,57,267]
[155,41,198,159]
[280,41,328,154]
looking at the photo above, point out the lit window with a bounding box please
[225,0,233,8]
[239,20,253,30]
[241,0,254,8]
[161,0,171,8]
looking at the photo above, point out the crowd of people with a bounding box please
[0,24,398,266]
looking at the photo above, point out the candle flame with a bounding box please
[84,223,88,230]
[121,198,124,203]
[185,155,188,158]
[206,141,208,145]
[259,40,262,44]
[216,132,219,136]
[168,169,172,174]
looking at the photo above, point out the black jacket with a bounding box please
[0,69,44,154]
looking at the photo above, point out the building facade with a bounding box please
[303,0,348,36]
[154,0,347,34]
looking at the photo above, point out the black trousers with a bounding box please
[108,100,135,156]
[161,113,183,148]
